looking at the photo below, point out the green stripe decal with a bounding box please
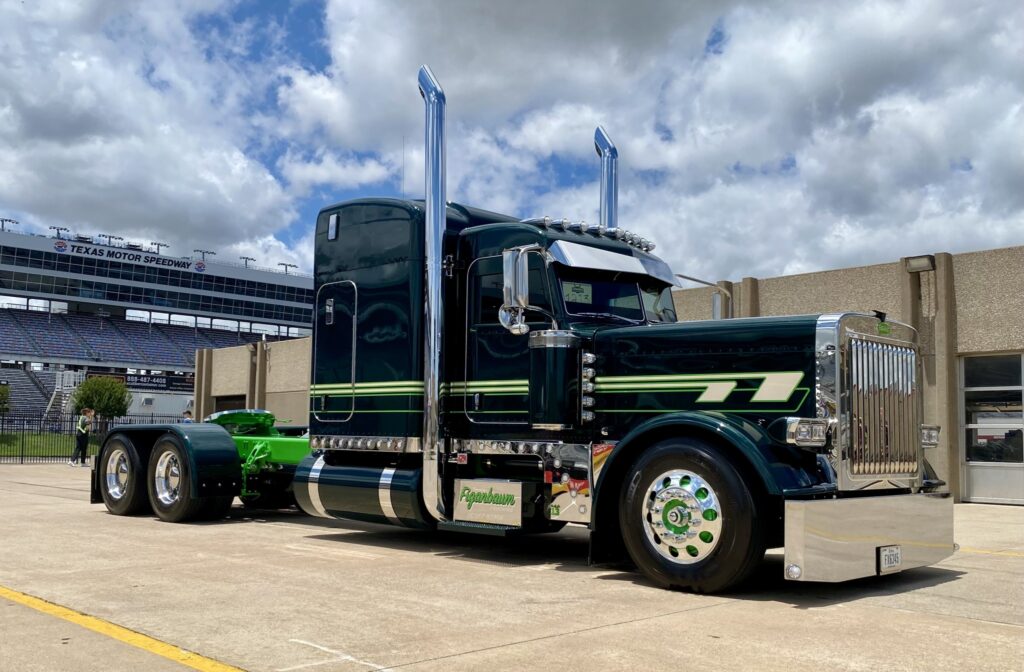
[593,371,804,403]
[601,388,811,415]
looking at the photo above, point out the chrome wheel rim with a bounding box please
[154,450,182,506]
[642,469,723,564]
[105,448,129,500]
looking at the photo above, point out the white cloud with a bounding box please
[278,150,393,195]
[1,0,1022,284]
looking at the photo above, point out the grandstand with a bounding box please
[0,227,313,415]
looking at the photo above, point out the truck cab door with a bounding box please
[311,280,357,423]
[463,256,551,425]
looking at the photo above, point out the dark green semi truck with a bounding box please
[93,65,954,592]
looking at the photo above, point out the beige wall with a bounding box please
[953,246,1024,354]
[195,339,311,426]
[758,262,902,319]
[209,345,252,398]
[263,337,311,425]
[671,244,1024,502]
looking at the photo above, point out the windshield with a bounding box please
[556,267,676,323]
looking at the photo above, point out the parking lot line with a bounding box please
[0,584,244,672]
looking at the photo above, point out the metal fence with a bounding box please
[0,412,186,464]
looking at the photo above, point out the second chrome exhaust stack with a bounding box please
[594,126,618,231]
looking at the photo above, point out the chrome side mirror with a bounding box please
[500,247,532,335]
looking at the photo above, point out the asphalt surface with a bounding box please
[0,464,1021,671]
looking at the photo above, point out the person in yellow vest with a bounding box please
[69,408,94,467]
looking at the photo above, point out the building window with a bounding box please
[963,355,1023,464]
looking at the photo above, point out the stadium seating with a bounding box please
[63,314,143,363]
[8,309,93,359]
[0,307,287,370]
[0,310,39,356]
[1,368,53,415]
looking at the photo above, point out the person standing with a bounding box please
[69,407,94,467]
[182,410,194,423]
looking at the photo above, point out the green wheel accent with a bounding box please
[661,499,691,534]
[641,468,723,565]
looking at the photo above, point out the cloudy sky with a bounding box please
[1,0,1021,280]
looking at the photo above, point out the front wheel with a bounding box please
[619,437,765,593]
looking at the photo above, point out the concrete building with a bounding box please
[194,244,1024,506]
[674,245,1024,506]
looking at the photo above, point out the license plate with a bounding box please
[879,545,902,573]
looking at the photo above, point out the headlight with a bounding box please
[785,418,830,448]
[920,425,940,448]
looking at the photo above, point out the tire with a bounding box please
[146,434,205,523]
[98,434,149,516]
[618,436,765,593]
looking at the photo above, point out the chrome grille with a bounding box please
[848,336,919,475]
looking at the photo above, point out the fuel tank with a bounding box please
[293,453,433,529]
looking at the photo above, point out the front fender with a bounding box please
[597,411,822,499]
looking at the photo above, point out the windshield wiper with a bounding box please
[570,312,643,324]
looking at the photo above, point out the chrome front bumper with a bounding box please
[783,493,954,582]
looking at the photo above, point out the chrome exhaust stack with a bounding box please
[417,65,446,521]
[594,126,618,231]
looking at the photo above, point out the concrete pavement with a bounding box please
[0,464,1021,671]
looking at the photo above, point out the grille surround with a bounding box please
[816,314,923,491]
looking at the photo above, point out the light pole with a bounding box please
[193,249,216,261]
[49,226,69,239]
[99,234,124,246]
[278,262,297,275]
[0,218,16,232]
[151,241,169,254]
[239,256,255,268]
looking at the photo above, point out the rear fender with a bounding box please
[98,423,242,499]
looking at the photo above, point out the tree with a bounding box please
[71,376,132,419]
[0,384,8,413]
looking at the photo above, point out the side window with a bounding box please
[470,255,551,325]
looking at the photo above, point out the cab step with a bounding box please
[437,520,521,537]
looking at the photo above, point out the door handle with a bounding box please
[325,298,334,325]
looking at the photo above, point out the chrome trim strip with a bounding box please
[307,455,330,519]
[418,64,445,521]
[378,467,402,526]
[528,330,580,349]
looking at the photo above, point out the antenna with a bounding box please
[402,134,406,199]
